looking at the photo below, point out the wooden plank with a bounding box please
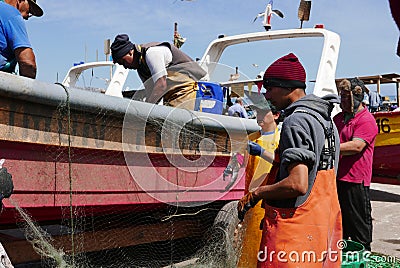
[1,219,207,264]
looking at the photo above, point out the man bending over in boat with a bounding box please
[111,34,206,110]
[0,0,44,78]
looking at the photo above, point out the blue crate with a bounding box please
[194,82,224,114]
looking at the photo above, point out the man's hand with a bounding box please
[237,191,260,221]
[247,141,264,156]
[0,168,13,199]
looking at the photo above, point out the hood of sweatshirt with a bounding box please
[284,94,340,119]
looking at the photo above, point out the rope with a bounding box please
[55,82,75,266]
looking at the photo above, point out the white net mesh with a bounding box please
[0,65,256,268]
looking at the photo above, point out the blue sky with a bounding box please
[26,0,399,95]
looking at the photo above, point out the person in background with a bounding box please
[368,90,381,113]
[334,78,378,251]
[110,34,206,110]
[223,97,281,191]
[246,99,282,189]
[0,0,43,78]
[362,91,370,110]
[237,53,342,267]
[228,97,249,118]
[234,98,282,267]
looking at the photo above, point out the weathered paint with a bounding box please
[0,83,251,225]
[372,111,400,184]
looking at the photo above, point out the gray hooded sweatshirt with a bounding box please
[269,94,340,208]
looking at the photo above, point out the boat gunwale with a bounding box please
[0,72,259,134]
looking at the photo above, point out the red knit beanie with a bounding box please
[263,53,306,89]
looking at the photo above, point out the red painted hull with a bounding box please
[372,144,400,185]
[0,79,261,227]
[1,140,245,225]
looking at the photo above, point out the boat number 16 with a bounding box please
[376,118,391,133]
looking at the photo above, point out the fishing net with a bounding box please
[0,63,256,268]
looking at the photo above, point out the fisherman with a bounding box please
[236,98,282,267]
[368,89,381,113]
[223,97,281,191]
[333,78,378,251]
[237,53,342,267]
[110,34,206,110]
[0,0,43,78]
[228,97,249,118]
[245,98,283,189]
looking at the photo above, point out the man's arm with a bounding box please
[146,76,167,103]
[340,139,367,156]
[260,150,274,163]
[144,46,172,103]
[253,163,308,200]
[241,106,249,118]
[15,47,36,79]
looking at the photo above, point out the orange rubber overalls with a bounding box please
[258,113,342,268]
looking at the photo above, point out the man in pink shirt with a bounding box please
[333,78,378,251]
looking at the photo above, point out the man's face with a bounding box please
[115,50,138,70]
[18,0,31,20]
[257,110,274,131]
[263,86,292,111]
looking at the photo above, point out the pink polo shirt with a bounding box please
[333,108,378,186]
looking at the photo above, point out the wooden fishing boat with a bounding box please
[0,71,258,224]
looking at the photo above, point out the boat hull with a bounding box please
[372,111,400,185]
[0,73,257,225]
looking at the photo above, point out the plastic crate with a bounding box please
[341,240,367,268]
[194,82,224,114]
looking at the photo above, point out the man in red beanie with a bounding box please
[238,53,342,267]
